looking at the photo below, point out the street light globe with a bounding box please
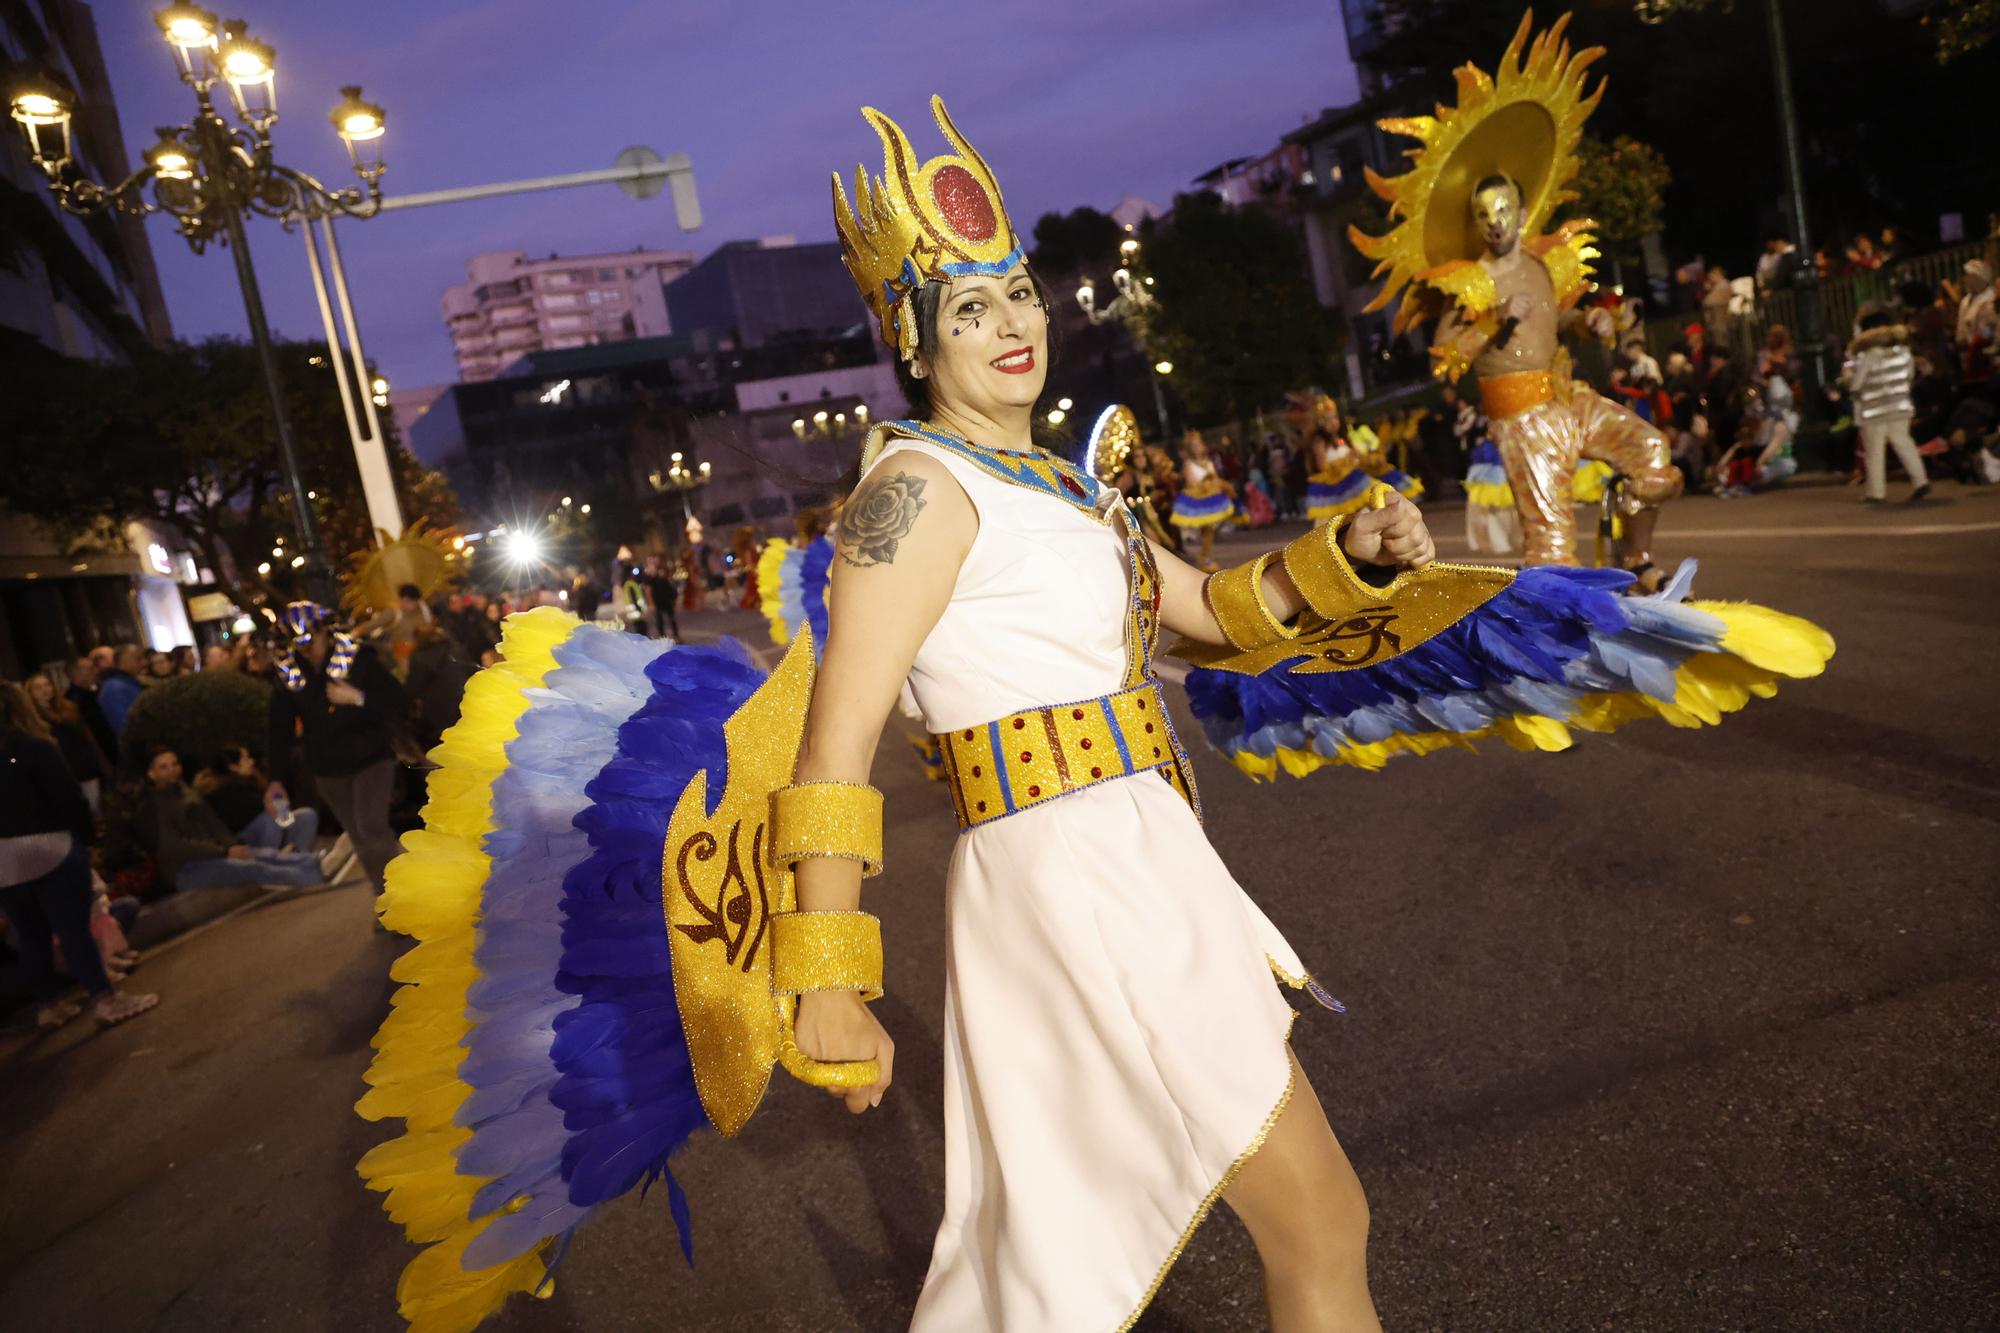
[670,451,683,463]
[813,410,829,424]
[10,73,75,167]
[257,562,271,575]
[330,86,384,140]
[1154,360,1174,376]
[370,375,388,395]
[1057,397,1073,411]
[580,504,591,515]
[146,135,193,180]
[9,88,67,124]
[218,30,273,84]
[1119,238,1140,256]
[330,84,386,180]
[561,495,573,507]
[1047,408,1067,425]
[699,461,711,476]
[155,4,219,51]
[854,403,868,420]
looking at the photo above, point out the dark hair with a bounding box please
[1857,310,1893,332]
[398,583,422,601]
[890,266,1063,427]
[216,742,255,773]
[1472,173,1521,200]
[147,744,178,765]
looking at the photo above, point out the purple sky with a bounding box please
[95,0,1359,391]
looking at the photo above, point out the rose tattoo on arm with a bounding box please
[838,470,928,567]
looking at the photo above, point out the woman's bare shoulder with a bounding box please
[838,448,975,572]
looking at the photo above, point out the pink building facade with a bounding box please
[441,247,695,381]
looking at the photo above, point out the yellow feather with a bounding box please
[1689,601,1837,679]
[357,607,585,1333]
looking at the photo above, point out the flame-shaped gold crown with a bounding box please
[833,95,1024,361]
[1349,10,1605,333]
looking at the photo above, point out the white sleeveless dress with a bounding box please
[865,437,1316,1332]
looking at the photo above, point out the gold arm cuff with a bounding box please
[769,780,885,877]
[769,910,883,1000]
[1277,519,1375,623]
[1203,552,1299,652]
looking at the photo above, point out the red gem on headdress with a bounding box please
[932,165,998,242]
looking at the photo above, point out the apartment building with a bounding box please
[441,246,695,381]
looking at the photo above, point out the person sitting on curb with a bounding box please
[199,744,325,858]
[135,747,324,892]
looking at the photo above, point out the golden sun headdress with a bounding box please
[833,95,1024,361]
[1349,10,1604,334]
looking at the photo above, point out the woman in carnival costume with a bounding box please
[1294,391,1375,520]
[1167,428,1238,570]
[356,84,1834,1333]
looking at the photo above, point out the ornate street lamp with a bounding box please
[7,7,392,595]
[1076,243,1171,442]
[790,401,869,441]
[648,451,713,526]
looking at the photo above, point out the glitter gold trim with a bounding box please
[1204,552,1299,652]
[1117,1010,1301,1333]
[769,779,885,877]
[768,910,884,999]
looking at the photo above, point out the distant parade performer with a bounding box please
[1291,391,1393,520]
[1167,428,1237,570]
[1351,11,1682,589]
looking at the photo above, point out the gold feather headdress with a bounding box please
[832,95,1024,361]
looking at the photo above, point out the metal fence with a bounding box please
[1640,241,1988,365]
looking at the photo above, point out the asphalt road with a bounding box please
[4,481,1996,1332]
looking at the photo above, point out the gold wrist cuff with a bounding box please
[769,910,883,1000]
[1278,519,1373,621]
[1203,552,1299,652]
[770,780,884,877]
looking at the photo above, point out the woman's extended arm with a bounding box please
[1151,492,1436,646]
[790,449,973,1113]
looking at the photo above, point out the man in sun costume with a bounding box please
[1351,10,1682,583]
[355,71,1834,1333]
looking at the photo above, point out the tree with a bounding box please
[1566,133,1672,285]
[1141,191,1341,425]
[1029,207,1125,280]
[1935,0,2000,62]
[0,335,459,615]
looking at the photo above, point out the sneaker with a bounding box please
[35,999,83,1029]
[320,832,356,880]
[1860,495,1884,505]
[1906,483,1932,503]
[93,991,159,1027]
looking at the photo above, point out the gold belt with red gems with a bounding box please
[933,680,1182,830]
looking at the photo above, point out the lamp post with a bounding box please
[8,5,390,598]
[1076,238,1172,443]
[648,452,712,527]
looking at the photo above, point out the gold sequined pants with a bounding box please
[1491,386,1683,567]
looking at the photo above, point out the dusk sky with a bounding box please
[94,0,1360,392]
